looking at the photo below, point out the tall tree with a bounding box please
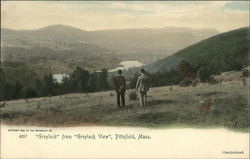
[87,72,98,92]
[70,67,89,92]
[0,69,6,101]
[97,68,110,91]
[42,73,56,96]
[13,82,23,99]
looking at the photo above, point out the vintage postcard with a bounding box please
[0,1,249,158]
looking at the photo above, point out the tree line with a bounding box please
[0,63,111,101]
[1,58,248,101]
[129,58,248,89]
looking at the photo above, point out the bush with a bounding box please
[179,80,192,87]
[128,90,138,100]
[199,66,212,82]
[242,69,249,77]
[207,76,218,84]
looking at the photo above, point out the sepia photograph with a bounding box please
[0,1,249,158]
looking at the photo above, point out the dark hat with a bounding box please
[118,69,122,74]
[141,68,146,73]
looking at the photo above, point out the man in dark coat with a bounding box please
[114,69,126,108]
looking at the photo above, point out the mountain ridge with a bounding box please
[2,24,218,33]
[1,24,219,51]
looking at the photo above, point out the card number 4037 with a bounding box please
[19,134,27,138]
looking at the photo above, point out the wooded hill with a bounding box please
[146,27,249,75]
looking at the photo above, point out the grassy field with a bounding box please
[1,78,249,132]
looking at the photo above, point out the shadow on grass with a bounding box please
[196,91,227,97]
[125,104,137,109]
[117,100,175,109]
[131,111,179,125]
[147,99,175,106]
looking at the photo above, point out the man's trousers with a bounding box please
[116,91,125,107]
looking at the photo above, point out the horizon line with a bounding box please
[1,24,223,32]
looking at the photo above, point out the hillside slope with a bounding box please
[147,27,249,74]
[0,77,248,131]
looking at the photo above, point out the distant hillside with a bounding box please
[89,27,218,50]
[1,25,93,50]
[2,43,112,62]
[147,27,249,75]
[1,45,120,74]
[1,25,218,56]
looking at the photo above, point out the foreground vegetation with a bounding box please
[1,78,249,132]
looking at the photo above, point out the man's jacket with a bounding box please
[114,75,126,92]
[136,74,150,93]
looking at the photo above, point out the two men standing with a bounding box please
[114,68,150,108]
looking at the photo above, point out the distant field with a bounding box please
[1,78,249,132]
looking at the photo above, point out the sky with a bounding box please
[1,1,249,32]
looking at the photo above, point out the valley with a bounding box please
[1,25,219,74]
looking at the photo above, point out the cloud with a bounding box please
[1,1,249,32]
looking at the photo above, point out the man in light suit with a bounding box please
[136,68,150,107]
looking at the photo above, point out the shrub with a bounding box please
[109,92,115,97]
[242,69,249,77]
[128,90,138,100]
[207,76,218,84]
[179,80,192,87]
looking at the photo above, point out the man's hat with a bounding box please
[141,68,146,73]
[118,69,122,74]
